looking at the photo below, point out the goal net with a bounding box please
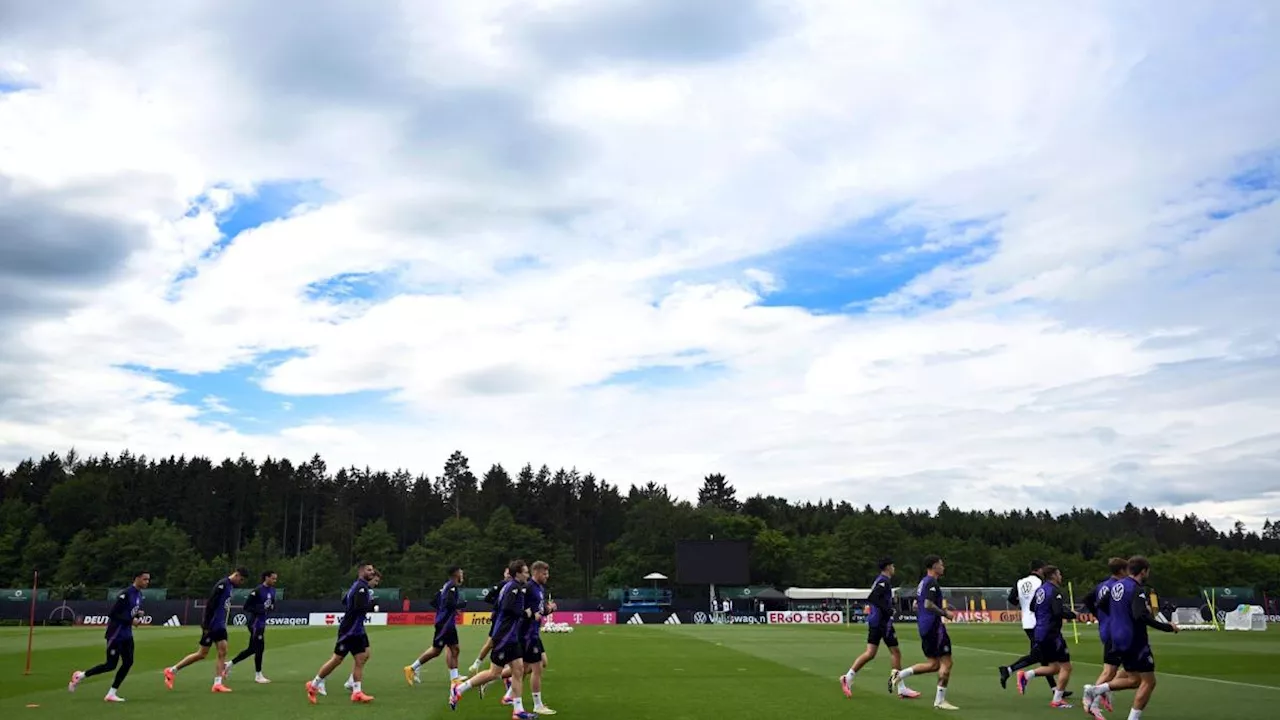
[1224,604,1267,632]
[1172,606,1215,630]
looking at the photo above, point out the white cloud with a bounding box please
[2,0,1279,531]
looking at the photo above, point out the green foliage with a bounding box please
[1,450,1277,599]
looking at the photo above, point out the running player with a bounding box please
[840,557,919,699]
[499,560,558,714]
[450,560,538,719]
[468,565,512,674]
[997,559,1062,696]
[69,570,150,702]
[225,570,277,684]
[1015,565,1077,708]
[405,565,465,686]
[306,562,377,704]
[1081,557,1178,720]
[1082,557,1129,713]
[890,555,958,711]
[164,567,248,693]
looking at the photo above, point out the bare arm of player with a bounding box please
[924,599,953,619]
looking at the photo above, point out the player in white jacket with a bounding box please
[997,560,1070,698]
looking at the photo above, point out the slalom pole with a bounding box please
[1068,581,1079,644]
[24,570,38,674]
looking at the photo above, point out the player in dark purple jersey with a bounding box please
[840,558,920,699]
[225,570,278,684]
[405,565,466,687]
[451,559,538,720]
[306,562,378,704]
[1081,557,1129,713]
[891,555,958,711]
[69,571,150,702]
[164,567,248,693]
[498,560,558,714]
[1014,565,1078,708]
[468,565,512,674]
[1081,557,1178,720]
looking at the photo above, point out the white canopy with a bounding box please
[785,587,872,600]
[643,572,668,581]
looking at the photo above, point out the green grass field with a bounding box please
[2,623,1277,718]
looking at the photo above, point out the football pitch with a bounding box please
[2,624,1277,718]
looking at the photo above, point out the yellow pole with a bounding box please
[1068,582,1080,644]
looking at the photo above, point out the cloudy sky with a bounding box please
[1,0,1278,530]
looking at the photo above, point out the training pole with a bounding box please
[1068,581,1079,644]
[24,570,38,674]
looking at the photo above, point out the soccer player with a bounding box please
[1081,556,1179,720]
[69,570,150,702]
[499,560,558,714]
[343,569,382,693]
[164,567,248,693]
[1082,556,1129,713]
[405,565,465,686]
[890,555,958,711]
[307,562,377,704]
[1015,565,1077,708]
[997,559,1061,695]
[450,559,538,720]
[467,565,512,674]
[840,557,919,699]
[225,569,277,684]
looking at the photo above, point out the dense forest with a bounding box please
[1,450,1278,601]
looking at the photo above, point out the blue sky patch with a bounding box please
[0,80,37,94]
[304,272,391,302]
[141,359,395,433]
[597,360,727,389]
[746,213,997,314]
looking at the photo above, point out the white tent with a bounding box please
[785,587,872,600]
[643,572,668,581]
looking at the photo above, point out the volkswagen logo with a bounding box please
[693,612,709,624]
[232,613,248,626]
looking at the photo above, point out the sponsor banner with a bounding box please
[388,612,441,625]
[767,611,844,625]
[463,612,493,626]
[949,610,992,623]
[727,613,768,625]
[545,611,615,626]
[79,614,154,626]
[307,612,388,627]
[230,613,309,627]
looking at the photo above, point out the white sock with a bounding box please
[256,672,265,679]
[225,660,234,670]
[168,666,178,674]
[898,668,915,680]
[352,681,361,693]
[1096,682,1111,695]
[513,698,524,712]
[312,675,323,685]
[450,668,459,680]
[935,685,947,705]
[504,683,514,699]
[1128,710,1142,720]
[459,680,472,694]
[845,668,855,681]
[213,676,222,687]
[411,660,422,671]
[107,687,118,697]
[1053,689,1064,702]
[533,691,543,707]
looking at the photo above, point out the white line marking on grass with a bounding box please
[956,644,1280,692]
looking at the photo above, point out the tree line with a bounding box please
[1,450,1277,601]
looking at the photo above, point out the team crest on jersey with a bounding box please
[1111,583,1125,602]
[1035,588,1046,604]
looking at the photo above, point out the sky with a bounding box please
[1,0,1278,532]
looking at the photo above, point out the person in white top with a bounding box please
[998,560,1070,698]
